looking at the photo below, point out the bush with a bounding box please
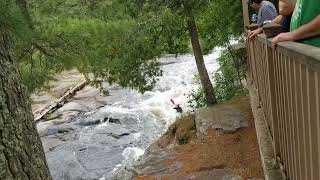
[188,48,247,108]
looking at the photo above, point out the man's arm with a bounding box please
[272,15,320,46]
[272,15,284,24]
[248,15,283,39]
[279,0,295,16]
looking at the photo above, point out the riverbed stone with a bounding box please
[37,121,55,137]
[103,117,122,124]
[46,150,89,180]
[57,101,87,113]
[78,119,101,126]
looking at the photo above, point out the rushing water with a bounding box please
[41,50,221,180]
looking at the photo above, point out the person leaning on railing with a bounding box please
[272,0,320,48]
[277,0,296,32]
[248,0,296,39]
[248,0,278,39]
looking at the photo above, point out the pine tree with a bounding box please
[0,1,51,178]
[124,0,218,105]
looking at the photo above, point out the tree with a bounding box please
[212,49,247,102]
[184,5,217,105]
[15,0,163,93]
[0,2,51,179]
[125,0,217,105]
[198,0,244,53]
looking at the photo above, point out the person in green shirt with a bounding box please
[272,0,320,47]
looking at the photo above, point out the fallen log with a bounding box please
[35,81,89,123]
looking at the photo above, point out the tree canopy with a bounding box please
[6,0,166,93]
[198,0,244,53]
[3,0,245,96]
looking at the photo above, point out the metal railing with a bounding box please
[247,33,320,180]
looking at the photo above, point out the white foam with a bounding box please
[122,147,145,162]
[99,175,106,180]
[133,133,141,140]
[107,49,221,176]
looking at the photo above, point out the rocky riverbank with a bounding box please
[116,97,264,180]
[31,53,221,179]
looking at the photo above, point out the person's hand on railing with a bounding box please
[272,32,295,48]
[273,15,320,48]
[248,27,263,40]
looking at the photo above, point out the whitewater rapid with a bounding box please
[41,49,221,180]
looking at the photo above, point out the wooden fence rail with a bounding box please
[247,34,320,180]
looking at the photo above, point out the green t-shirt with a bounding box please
[290,0,320,47]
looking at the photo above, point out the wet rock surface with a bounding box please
[41,107,163,180]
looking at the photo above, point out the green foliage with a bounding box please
[8,0,165,93]
[19,54,56,92]
[0,1,31,40]
[37,18,163,92]
[125,0,245,54]
[5,0,246,97]
[188,48,247,108]
[122,1,191,55]
[213,49,247,102]
[186,0,247,108]
[124,0,209,14]
[187,76,207,109]
[198,0,244,54]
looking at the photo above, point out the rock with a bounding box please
[46,143,123,180]
[37,121,55,137]
[112,168,135,180]
[57,128,74,134]
[93,130,130,140]
[153,114,196,147]
[57,102,86,113]
[59,137,67,142]
[73,86,100,99]
[79,148,87,152]
[102,89,110,96]
[49,69,85,97]
[108,117,122,124]
[175,115,196,145]
[195,106,248,135]
[110,133,121,139]
[37,123,74,137]
[119,133,130,137]
[102,117,108,122]
[94,123,131,136]
[78,119,101,126]
[46,150,89,180]
[49,146,58,152]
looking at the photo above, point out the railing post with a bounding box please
[265,40,281,156]
[242,0,250,27]
[246,20,320,179]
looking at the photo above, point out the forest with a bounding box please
[0,0,245,178]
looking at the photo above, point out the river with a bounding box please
[37,50,221,180]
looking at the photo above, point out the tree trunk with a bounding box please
[0,30,51,179]
[184,8,217,105]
